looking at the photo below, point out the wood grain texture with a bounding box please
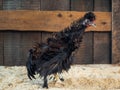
[0,0,3,65]
[94,0,111,11]
[112,0,120,63]
[94,0,111,64]
[0,32,3,65]
[94,32,111,64]
[0,11,111,32]
[40,0,69,11]
[20,0,41,65]
[71,0,94,11]
[3,0,22,66]
[3,0,42,65]
[3,32,41,65]
[21,0,40,10]
[40,0,70,44]
[3,0,21,10]
[71,0,93,64]
[73,32,93,64]
[20,32,41,65]
[3,32,21,66]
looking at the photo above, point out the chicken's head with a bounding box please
[82,12,96,27]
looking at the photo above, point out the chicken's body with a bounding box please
[26,12,96,88]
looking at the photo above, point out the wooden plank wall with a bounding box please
[71,0,94,64]
[0,0,112,65]
[94,0,111,64]
[2,0,42,65]
[0,0,3,65]
[112,0,120,64]
[0,11,111,32]
[3,1,23,65]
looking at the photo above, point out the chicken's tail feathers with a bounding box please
[26,49,36,80]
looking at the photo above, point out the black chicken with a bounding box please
[26,12,96,88]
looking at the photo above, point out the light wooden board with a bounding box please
[0,11,111,32]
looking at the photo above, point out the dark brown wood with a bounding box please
[71,0,94,11]
[94,0,111,64]
[74,32,93,64]
[112,0,120,63]
[94,0,111,11]
[0,0,3,65]
[21,0,40,10]
[40,0,69,11]
[20,32,41,65]
[94,32,111,64]
[0,32,3,65]
[0,0,3,10]
[3,32,21,66]
[71,0,94,64]
[4,32,41,65]
[3,0,21,10]
[0,11,111,32]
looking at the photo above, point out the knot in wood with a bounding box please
[101,22,107,25]
[57,13,62,17]
[69,14,73,17]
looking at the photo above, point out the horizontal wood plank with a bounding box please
[0,10,111,32]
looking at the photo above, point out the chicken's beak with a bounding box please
[91,23,96,27]
[89,22,96,27]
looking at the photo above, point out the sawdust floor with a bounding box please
[0,65,120,90]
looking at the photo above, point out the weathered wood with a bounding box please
[0,0,3,65]
[40,0,69,11]
[0,32,3,65]
[21,0,40,10]
[94,0,111,64]
[74,32,93,64]
[3,32,21,66]
[71,0,94,64]
[94,0,111,11]
[20,32,41,65]
[0,0,112,65]
[112,0,120,64]
[40,0,70,44]
[0,0,3,10]
[3,0,21,10]
[3,0,22,66]
[20,0,41,65]
[71,0,94,11]
[94,32,111,64]
[3,0,42,65]
[0,11,111,32]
